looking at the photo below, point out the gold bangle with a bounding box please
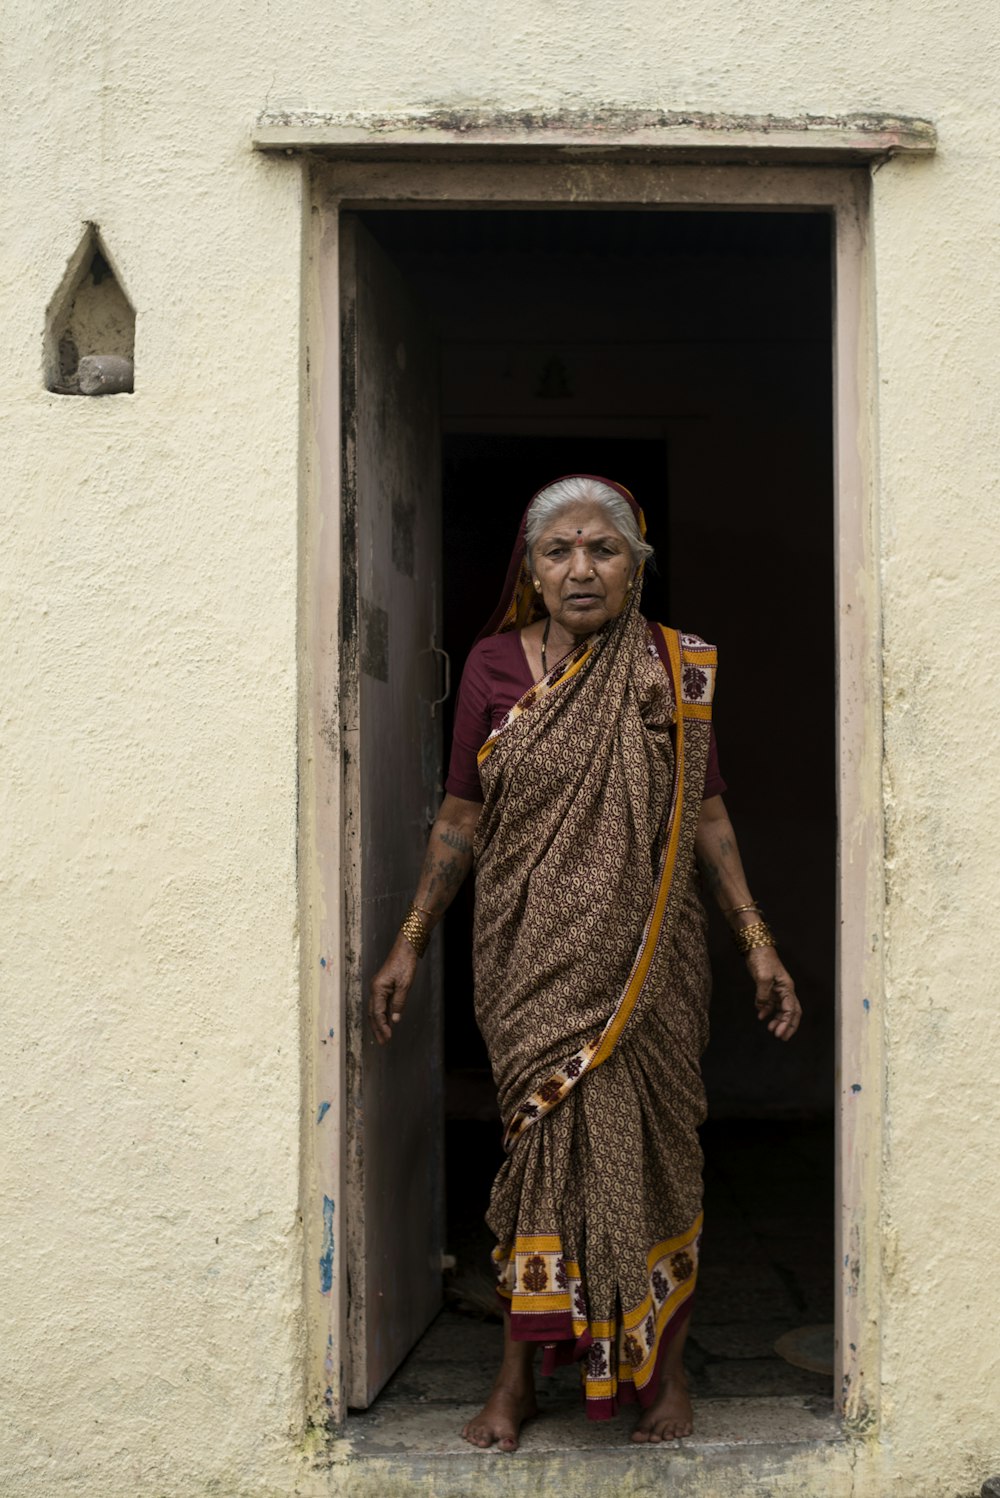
[725,901,762,916]
[400,904,431,958]
[732,919,776,955]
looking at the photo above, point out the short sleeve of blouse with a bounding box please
[444,644,492,803]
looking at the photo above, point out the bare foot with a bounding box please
[631,1372,694,1444]
[462,1381,538,1453]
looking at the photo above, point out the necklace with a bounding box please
[541,616,577,676]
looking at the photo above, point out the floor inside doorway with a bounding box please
[346,1110,836,1456]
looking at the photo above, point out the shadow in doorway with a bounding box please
[348,208,837,1443]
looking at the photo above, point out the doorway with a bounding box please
[338,206,837,1440]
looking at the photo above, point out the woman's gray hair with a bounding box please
[525,476,654,569]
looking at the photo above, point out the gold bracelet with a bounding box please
[732,919,776,955]
[400,904,431,958]
[725,901,762,916]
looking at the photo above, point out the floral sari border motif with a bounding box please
[500,627,716,1153]
[494,1212,703,1418]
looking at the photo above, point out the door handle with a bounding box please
[430,645,451,718]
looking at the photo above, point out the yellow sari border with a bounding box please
[588,625,685,1068]
[621,1213,703,1331]
[496,1210,702,1403]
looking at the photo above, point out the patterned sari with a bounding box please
[472,479,716,1419]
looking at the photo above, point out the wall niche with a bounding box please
[45,225,135,394]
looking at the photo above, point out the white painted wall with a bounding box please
[874,144,1000,1485]
[2,1,997,1494]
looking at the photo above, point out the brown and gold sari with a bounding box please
[472,480,716,1419]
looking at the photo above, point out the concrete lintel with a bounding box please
[254,107,936,163]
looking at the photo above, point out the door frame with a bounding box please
[299,159,884,1432]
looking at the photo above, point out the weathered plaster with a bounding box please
[2,0,999,1493]
[872,144,1000,1488]
[253,107,937,161]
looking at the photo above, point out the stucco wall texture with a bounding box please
[2,1,998,1495]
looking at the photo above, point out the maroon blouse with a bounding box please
[445,626,727,804]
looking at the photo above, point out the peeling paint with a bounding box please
[319,1195,335,1294]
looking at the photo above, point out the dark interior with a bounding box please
[360,208,835,1373]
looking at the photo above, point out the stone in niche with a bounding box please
[45,224,135,394]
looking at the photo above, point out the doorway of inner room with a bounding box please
[342,208,836,1447]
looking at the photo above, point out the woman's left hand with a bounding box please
[745,948,802,1041]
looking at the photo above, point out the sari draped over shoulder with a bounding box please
[470,481,717,1420]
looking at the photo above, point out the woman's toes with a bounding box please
[634,1417,689,1443]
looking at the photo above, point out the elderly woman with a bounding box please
[369,474,801,1451]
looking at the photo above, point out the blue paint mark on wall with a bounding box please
[863,998,870,1012]
[851,1083,862,1093]
[328,1027,334,1038]
[320,956,327,968]
[320,1196,335,1294]
[316,1101,331,1125]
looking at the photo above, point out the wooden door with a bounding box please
[340,215,445,1407]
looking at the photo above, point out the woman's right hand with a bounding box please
[367,795,480,1045]
[369,935,419,1045]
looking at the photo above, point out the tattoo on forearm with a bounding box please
[442,853,466,888]
[419,838,472,914]
[440,826,472,854]
[698,856,723,896]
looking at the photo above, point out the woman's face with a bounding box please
[531,501,635,636]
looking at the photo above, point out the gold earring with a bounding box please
[533,579,541,592]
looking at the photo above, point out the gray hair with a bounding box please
[524,476,654,569]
